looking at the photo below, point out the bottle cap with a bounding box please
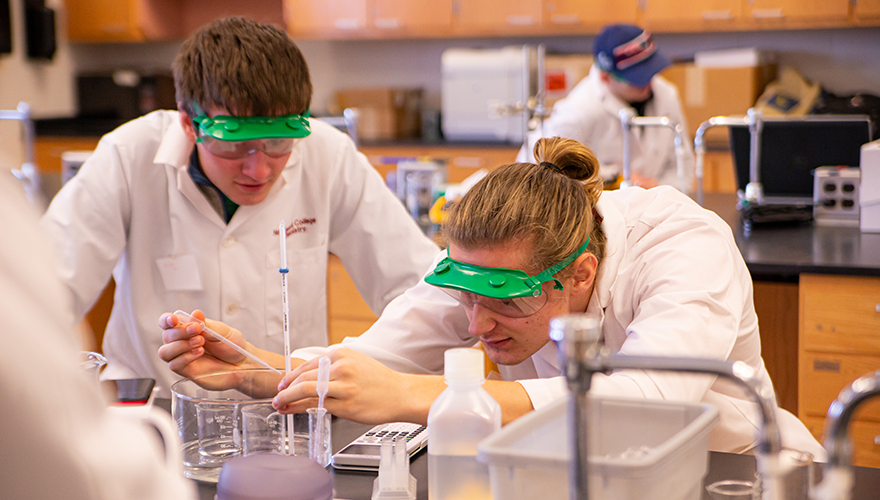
[444,348,484,384]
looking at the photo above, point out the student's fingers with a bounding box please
[158,334,204,362]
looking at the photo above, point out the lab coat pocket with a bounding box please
[156,255,203,291]
[264,243,329,348]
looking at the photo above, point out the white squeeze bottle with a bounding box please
[427,348,502,500]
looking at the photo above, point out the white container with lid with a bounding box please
[477,395,720,500]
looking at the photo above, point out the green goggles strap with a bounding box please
[191,103,312,141]
[526,237,591,291]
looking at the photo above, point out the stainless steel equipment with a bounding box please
[549,314,787,500]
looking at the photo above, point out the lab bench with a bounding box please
[168,397,880,500]
[703,193,880,469]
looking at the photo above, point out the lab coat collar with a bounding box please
[591,192,626,311]
[156,114,305,229]
[588,64,637,118]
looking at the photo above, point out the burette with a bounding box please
[278,220,294,455]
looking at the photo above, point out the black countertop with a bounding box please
[702,193,880,280]
[188,414,880,500]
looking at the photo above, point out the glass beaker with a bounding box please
[172,368,281,482]
[79,351,107,385]
[241,404,309,457]
[706,479,758,500]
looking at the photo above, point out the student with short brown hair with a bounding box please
[41,17,438,395]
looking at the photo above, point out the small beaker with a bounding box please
[241,404,285,456]
[79,351,107,385]
[308,407,332,467]
[778,449,814,500]
[706,479,757,500]
[197,402,241,464]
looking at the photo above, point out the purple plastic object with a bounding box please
[216,454,333,500]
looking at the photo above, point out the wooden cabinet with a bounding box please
[327,254,377,344]
[35,136,101,174]
[65,0,183,42]
[65,0,285,42]
[372,0,454,35]
[799,274,880,468]
[544,0,637,31]
[854,0,880,23]
[359,144,520,184]
[642,0,742,30]
[746,0,849,26]
[285,0,369,37]
[454,0,543,34]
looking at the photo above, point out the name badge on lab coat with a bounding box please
[156,255,203,291]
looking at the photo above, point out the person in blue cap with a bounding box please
[518,24,694,190]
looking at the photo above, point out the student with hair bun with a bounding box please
[160,137,823,458]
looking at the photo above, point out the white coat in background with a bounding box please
[295,186,824,458]
[41,110,439,395]
[518,65,695,190]
[0,171,196,500]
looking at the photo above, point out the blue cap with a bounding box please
[593,24,671,87]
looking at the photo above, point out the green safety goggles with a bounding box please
[191,104,312,159]
[425,237,590,318]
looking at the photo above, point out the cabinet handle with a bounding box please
[550,14,581,25]
[333,18,363,30]
[702,10,733,20]
[374,18,401,29]
[875,304,880,312]
[752,9,785,19]
[506,15,537,26]
[875,435,880,446]
[101,24,127,34]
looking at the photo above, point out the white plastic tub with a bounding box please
[477,396,720,500]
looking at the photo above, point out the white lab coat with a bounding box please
[41,110,439,395]
[296,186,824,458]
[0,172,195,500]
[518,65,695,191]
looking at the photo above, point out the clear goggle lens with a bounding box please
[438,286,549,318]
[197,129,295,160]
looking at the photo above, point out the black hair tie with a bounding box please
[540,161,564,174]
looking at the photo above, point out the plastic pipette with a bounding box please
[279,220,294,454]
[312,356,332,465]
[172,310,281,374]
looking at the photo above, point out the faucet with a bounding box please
[618,108,689,194]
[693,115,749,206]
[811,370,880,500]
[550,314,786,500]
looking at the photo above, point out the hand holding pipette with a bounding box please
[172,310,282,375]
[310,356,332,466]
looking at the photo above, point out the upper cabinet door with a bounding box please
[641,0,742,27]
[67,0,182,42]
[746,0,849,23]
[285,0,369,36]
[454,0,543,33]
[854,0,880,21]
[544,0,638,30]
[372,0,454,34]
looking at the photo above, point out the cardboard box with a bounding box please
[543,54,593,111]
[661,63,777,144]
[335,88,422,141]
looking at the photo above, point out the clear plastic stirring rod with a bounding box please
[279,220,294,454]
[172,310,281,374]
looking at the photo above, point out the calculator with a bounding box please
[330,422,428,471]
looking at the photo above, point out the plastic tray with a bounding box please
[477,395,720,500]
